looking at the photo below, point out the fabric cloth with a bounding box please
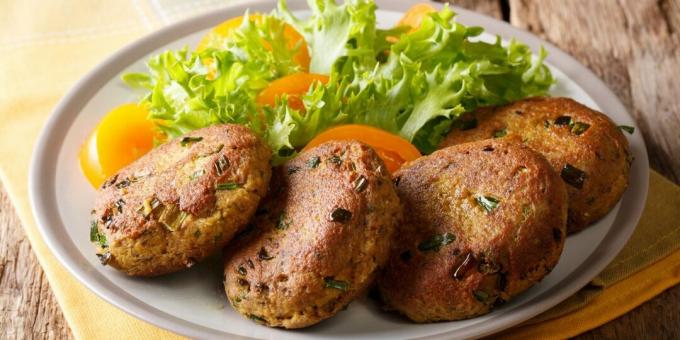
[0,1,678,339]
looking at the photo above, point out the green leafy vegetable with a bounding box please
[124,0,554,163]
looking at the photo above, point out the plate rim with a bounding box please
[28,0,650,339]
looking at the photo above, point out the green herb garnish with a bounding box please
[276,213,288,230]
[89,221,108,248]
[114,199,125,213]
[215,182,241,190]
[418,232,455,252]
[330,208,352,223]
[96,252,111,265]
[324,277,349,291]
[570,122,590,135]
[492,128,507,138]
[190,169,205,180]
[560,163,586,189]
[618,125,635,134]
[354,175,368,192]
[287,166,300,175]
[114,177,131,189]
[473,290,489,302]
[258,247,274,261]
[476,195,500,213]
[180,136,203,146]
[214,155,229,175]
[554,116,571,126]
[248,314,267,324]
[328,155,342,165]
[307,156,321,168]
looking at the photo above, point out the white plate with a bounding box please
[29,0,649,338]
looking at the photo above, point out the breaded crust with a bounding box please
[441,97,630,233]
[91,124,271,277]
[223,141,401,329]
[378,140,568,322]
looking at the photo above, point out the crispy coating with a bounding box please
[378,140,568,322]
[441,97,630,233]
[223,141,401,329]
[91,124,271,277]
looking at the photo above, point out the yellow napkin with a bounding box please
[0,1,678,339]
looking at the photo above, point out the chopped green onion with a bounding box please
[473,290,489,302]
[554,116,571,126]
[115,178,131,189]
[492,128,507,138]
[89,221,99,242]
[258,247,274,261]
[418,233,455,252]
[190,169,205,180]
[570,122,590,135]
[560,164,586,189]
[214,155,229,175]
[248,314,267,324]
[328,155,342,165]
[476,195,500,213]
[307,156,321,168]
[618,125,635,134]
[180,136,203,146]
[114,198,126,213]
[96,252,111,265]
[276,213,288,230]
[89,221,108,248]
[330,208,352,223]
[215,182,241,190]
[354,175,368,192]
[324,277,349,291]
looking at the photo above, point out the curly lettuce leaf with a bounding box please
[279,0,378,74]
[124,1,554,164]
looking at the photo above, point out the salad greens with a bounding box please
[124,0,554,163]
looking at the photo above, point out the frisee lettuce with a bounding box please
[123,0,554,163]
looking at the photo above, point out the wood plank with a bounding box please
[441,0,503,19]
[0,184,72,339]
[509,0,680,183]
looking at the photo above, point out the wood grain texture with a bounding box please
[0,0,677,339]
[0,184,72,339]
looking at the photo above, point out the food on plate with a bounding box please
[397,3,436,31]
[79,103,157,188]
[121,0,553,165]
[223,140,401,328]
[441,97,631,233]
[90,124,271,276]
[256,73,328,110]
[303,124,421,174]
[196,13,310,70]
[74,0,637,330]
[378,140,568,322]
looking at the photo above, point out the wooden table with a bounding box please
[1,0,678,338]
